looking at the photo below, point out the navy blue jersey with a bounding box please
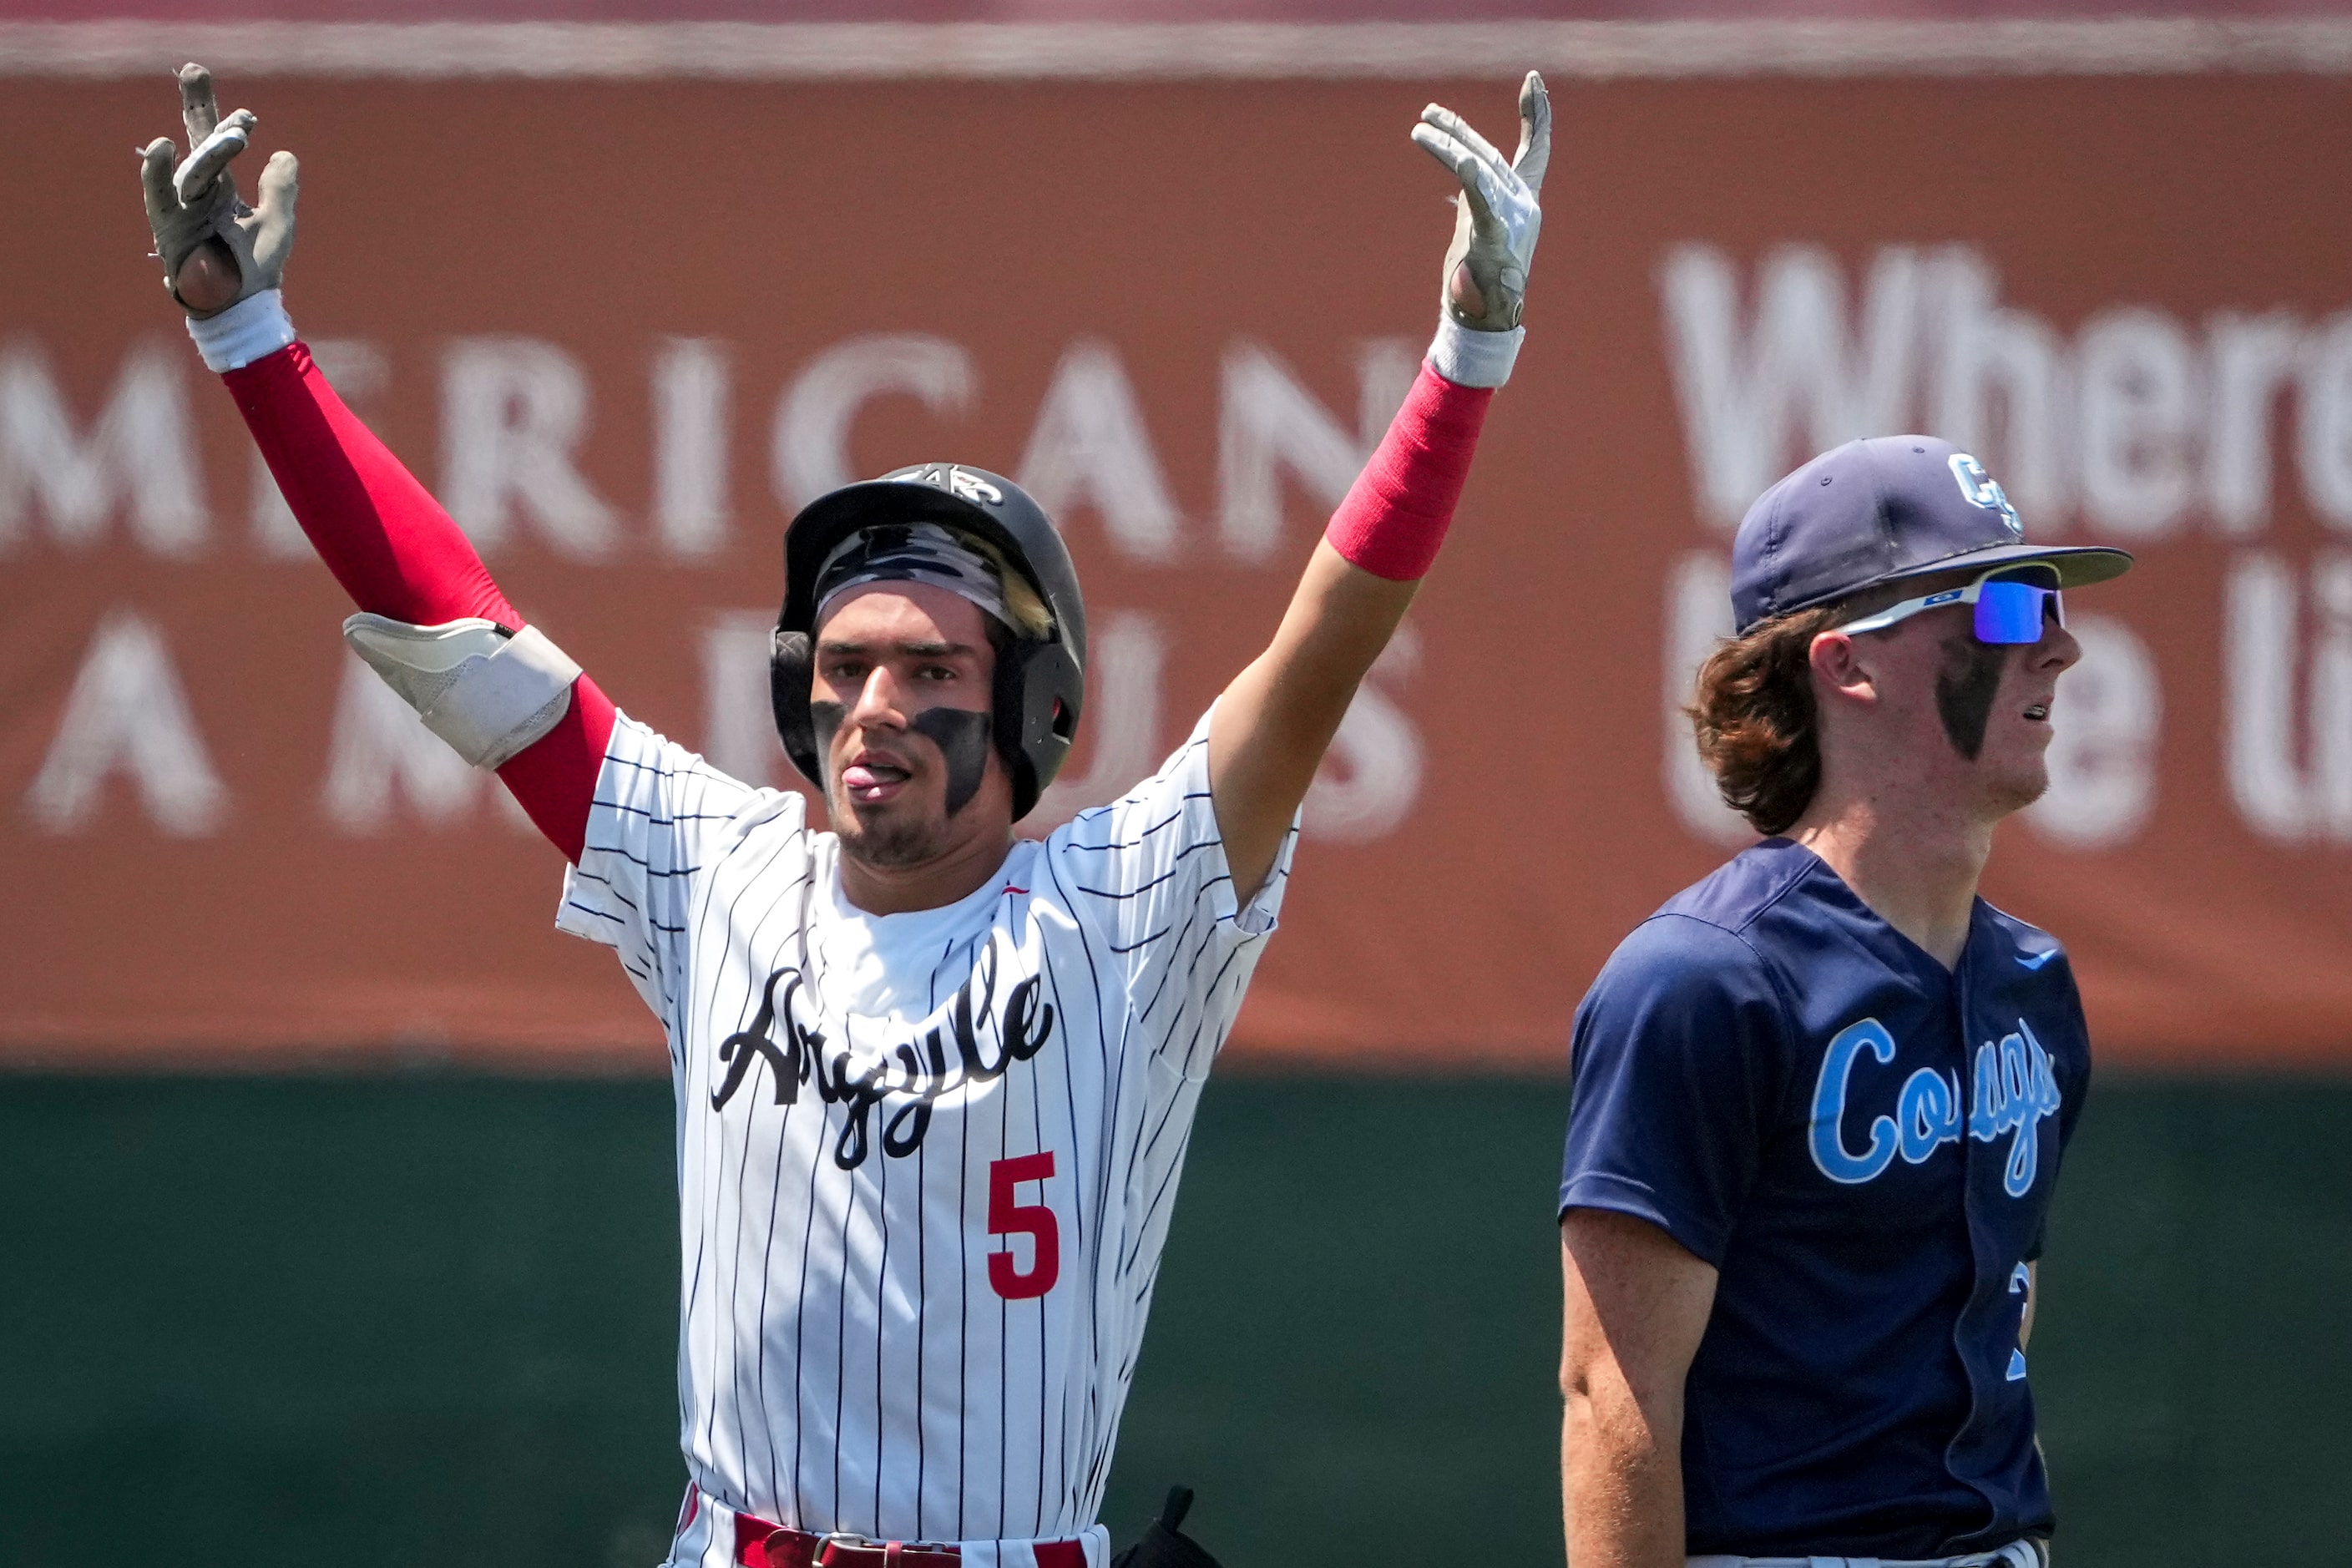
[1558,837,2089,1560]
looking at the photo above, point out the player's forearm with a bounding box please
[209,310,517,629]
[199,300,611,861]
[1206,351,1500,897]
[1322,354,1498,582]
[1561,1379,1687,1568]
[1211,543,1414,896]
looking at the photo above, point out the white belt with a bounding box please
[1690,1537,2046,1568]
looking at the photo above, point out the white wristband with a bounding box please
[186,289,297,373]
[1425,312,1525,390]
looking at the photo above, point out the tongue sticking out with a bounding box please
[845,763,909,792]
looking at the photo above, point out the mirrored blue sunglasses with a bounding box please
[1837,564,2064,645]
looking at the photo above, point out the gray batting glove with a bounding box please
[1412,72,1550,332]
[136,63,298,316]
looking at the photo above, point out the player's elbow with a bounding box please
[1559,1345,1596,1406]
[1560,1338,1683,1449]
[1557,1345,1624,1433]
[1563,1369,1677,1481]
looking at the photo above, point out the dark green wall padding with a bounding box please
[0,1074,2344,1567]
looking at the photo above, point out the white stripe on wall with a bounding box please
[6,18,2352,82]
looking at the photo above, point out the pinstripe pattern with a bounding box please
[556,707,1292,1550]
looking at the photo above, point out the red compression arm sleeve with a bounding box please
[223,342,612,862]
[1323,362,1495,581]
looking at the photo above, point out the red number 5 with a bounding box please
[987,1152,1060,1301]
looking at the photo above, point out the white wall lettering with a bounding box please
[1217,340,1399,563]
[320,652,532,832]
[1017,340,1182,564]
[1034,610,1169,827]
[25,609,225,836]
[653,336,731,559]
[1304,624,1424,843]
[440,336,617,558]
[1660,243,1937,529]
[1930,250,2073,523]
[2227,550,2352,842]
[2205,311,2301,536]
[2298,314,2352,533]
[0,340,205,557]
[700,609,790,791]
[2076,306,2200,539]
[2026,613,2161,847]
[1665,242,2352,546]
[772,334,974,513]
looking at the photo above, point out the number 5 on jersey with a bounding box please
[988,1152,1060,1300]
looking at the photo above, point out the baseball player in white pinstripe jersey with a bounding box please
[139,63,1553,1568]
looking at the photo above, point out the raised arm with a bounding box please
[137,65,612,860]
[1209,74,1550,901]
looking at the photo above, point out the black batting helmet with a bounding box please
[770,463,1087,822]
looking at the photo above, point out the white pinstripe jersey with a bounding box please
[555,706,1294,1558]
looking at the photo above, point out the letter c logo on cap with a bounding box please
[1950,453,2025,539]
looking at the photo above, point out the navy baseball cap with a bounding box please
[1730,436,2132,635]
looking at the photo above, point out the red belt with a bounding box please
[726,1505,1087,1568]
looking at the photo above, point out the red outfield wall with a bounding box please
[3,68,2348,1070]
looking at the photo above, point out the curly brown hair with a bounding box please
[1687,604,1844,837]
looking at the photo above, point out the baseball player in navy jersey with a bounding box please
[1557,438,2134,1568]
[138,63,1550,1568]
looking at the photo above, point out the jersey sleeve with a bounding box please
[1040,705,1297,1079]
[554,712,793,1024]
[1559,914,1795,1267]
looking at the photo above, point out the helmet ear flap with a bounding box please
[994,640,1083,821]
[770,627,822,789]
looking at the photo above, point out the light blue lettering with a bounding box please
[1970,1043,2003,1143]
[2007,1263,2033,1381]
[1810,1019,1900,1184]
[1896,1066,1964,1164]
[1814,1016,2063,1196]
[1967,1020,2064,1196]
